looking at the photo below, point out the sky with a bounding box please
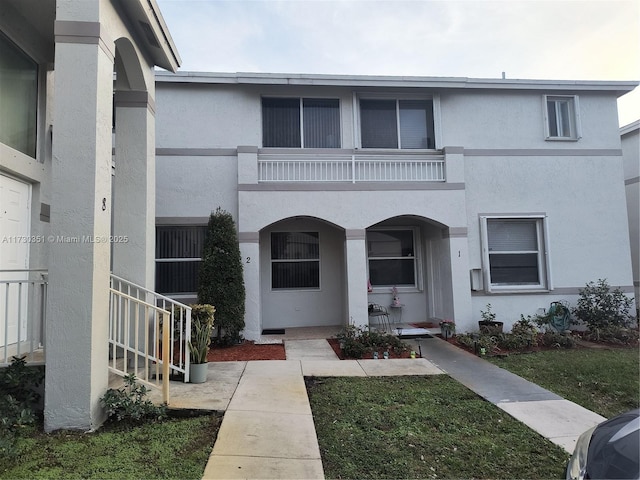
[156,0,639,126]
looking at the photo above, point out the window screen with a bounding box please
[271,232,320,289]
[156,226,207,294]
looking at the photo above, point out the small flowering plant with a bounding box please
[439,319,456,333]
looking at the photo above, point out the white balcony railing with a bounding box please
[258,152,445,183]
[0,269,47,366]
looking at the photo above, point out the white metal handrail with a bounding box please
[258,152,445,183]
[0,269,47,366]
[108,288,170,403]
[109,274,192,382]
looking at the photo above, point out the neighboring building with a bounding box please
[0,0,179,431]
[154,72,638,340]
[621,120,640,310]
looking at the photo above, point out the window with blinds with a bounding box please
[485,218,546,288]
[360,99,435,149]
[262,98,340,148]
[155,226,207,294]
[271,232,320,289]
[0,32,38,158]
[367,229,417,287]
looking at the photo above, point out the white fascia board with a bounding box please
[620,119,640,136]
[155,70,638,96]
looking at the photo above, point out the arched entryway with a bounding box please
[259,216,346,331]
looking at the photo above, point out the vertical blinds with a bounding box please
[262,98,340,148]
[303,99,340,148]
[360,99,398,148]
[262,97,301,147]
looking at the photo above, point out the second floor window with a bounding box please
[0,33,38,158]
[360,99,435,149]
[544,95,580,140]
[262,97,340,148]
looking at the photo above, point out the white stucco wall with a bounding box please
[156,155,238,219]
[621,121,640,308]
[153,75,635,335]
[440,91,621,149]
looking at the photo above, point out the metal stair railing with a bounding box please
[109,274,192,384]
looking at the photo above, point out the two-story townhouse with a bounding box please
[0,0,179,431]
[154,72,637,340]
[621,120,640,309]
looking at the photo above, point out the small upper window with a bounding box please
[262,98,340,148]
[0,33,38,157]
[544,95,580,140]
[360,99,435,149]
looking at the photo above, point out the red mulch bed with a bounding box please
[206,341,286,362]
[327,337,412,360]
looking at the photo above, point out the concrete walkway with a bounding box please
[191,335,605,479]
[407,336,606,452]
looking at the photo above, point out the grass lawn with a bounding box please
[487,347,640,419]
[0,414,221,479]
[306,375,568,480]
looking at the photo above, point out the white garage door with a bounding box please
[0,174,31,344]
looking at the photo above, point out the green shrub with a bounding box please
[495,333,533,350]
[512,316,538,337]
[455,333,498,354]
[582,325,639,345]
[198,208,246,346]
[335,325,409,359]
[0,356,44,457]
[100,374,167,424]
[573,279,633,332]
[539,331,576,349]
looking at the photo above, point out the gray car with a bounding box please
[567,409,640,480]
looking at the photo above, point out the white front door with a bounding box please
[0,174,31,344]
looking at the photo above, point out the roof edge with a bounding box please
[620,119,640,135]
[155,71,638,95]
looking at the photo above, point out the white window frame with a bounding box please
[543,95,581,141]
[270,231,321,291]
[261,97,341,148]
[480,215,552,293]
[356,93,440,150]
[366,227,421,290]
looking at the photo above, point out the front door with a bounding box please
[0,174,31,344]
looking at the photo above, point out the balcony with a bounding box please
[255,150,446,183]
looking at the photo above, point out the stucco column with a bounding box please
[112,92,156,288]
[237,146,259,185]
[345,230,369,328]
[45,24,114,431]
[448,231,473,331]
[239,232,260,340]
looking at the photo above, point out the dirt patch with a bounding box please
[207,341,286,362]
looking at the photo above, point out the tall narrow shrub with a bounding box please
[198,208,245,345]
